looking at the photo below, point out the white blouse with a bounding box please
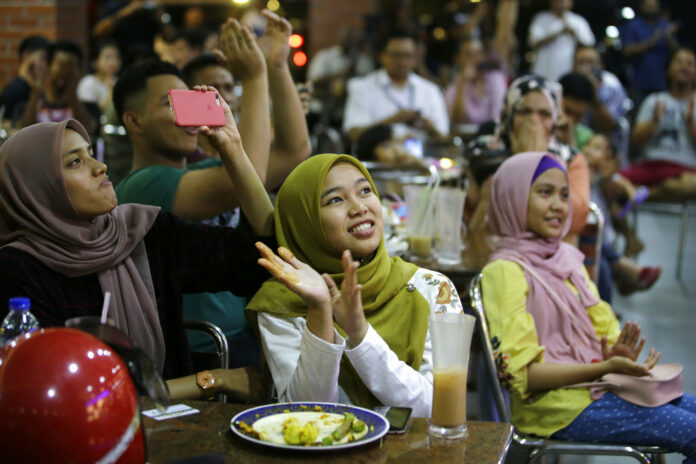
[257,268,463,418]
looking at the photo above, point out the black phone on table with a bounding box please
[374,406,413,434]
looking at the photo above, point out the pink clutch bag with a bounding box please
[600,363,683,407]
[569,363,684,407]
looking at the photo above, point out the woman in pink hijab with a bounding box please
[481,151,696,460]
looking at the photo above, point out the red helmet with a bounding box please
[0,328,145,463]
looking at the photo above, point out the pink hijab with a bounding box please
[489,151,603,365]
[0,119,165,373]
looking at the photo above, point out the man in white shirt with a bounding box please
[528,0,595,81]
[342,30,449,144]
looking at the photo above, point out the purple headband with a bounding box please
[531,155,565,184]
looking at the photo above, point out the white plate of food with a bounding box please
[230,402,389,451]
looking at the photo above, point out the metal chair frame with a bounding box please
[632,201,691,280]
[583,201,605,286]
[468,274,669,464]
[184,319,230,403]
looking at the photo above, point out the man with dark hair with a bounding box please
[343,29,449,143]
[14,40,96,133]
[112,54,268,363]
[113,14,302,364]
[113,53,269,217]
[182,53,240,164]
[558,71,597,149]
[170,28,208,69]
[0,35,49,123]
[573,45,631,163]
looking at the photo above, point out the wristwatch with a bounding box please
[196,370,216,392]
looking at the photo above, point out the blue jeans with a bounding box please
[554,392,696,463]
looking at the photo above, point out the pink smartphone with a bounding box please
[168,89,226,127]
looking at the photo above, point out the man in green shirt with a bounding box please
[113,13,309,365]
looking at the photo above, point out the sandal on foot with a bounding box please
[617,266,661,296]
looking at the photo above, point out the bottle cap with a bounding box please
[8,297,30,311]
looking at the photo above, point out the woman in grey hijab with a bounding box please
[0,117,273,401]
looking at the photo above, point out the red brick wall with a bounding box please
[308,0,377,57]
[0,0,88,90]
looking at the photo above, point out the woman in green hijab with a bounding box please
[247,154,463,417]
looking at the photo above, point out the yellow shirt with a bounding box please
[481,259,620,437]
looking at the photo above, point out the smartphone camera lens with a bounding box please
[215,93,221,106]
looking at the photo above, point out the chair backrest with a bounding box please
[184,319,230,403]
[578,201,604,285]
[467,273,513,424]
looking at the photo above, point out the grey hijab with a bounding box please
[0,119,165,373]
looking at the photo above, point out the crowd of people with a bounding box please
[0,0,694,461]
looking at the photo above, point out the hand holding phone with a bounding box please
[168,89,226,127]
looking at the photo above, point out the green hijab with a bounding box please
[247,154,431,408]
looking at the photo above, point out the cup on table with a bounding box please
[403,184,435,259]
[428,312,476,439]
[434,187,466,266]
[65,315,116,329]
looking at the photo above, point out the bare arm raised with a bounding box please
[194,85,273,236]
[258,9,311,190]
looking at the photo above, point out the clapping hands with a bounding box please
[258,9,292,70]
[215,17,266,82]
[256,242,332,310]
[602,321,661,377]
[256,243,368,343]
[511,116,548,153]
[325,250,368,343]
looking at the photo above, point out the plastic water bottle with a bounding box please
[0,297,40,345]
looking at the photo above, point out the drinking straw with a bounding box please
[415,165,440,236]
[100,291,111,324]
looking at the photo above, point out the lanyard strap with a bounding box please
[381,81,415,111]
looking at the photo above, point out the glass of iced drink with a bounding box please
[403,184,435,260]
[434,188,466,265]
[428,312,476,439]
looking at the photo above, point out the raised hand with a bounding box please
[653,100,666,122]
[685,96,695,124]
[324,250,368,343]
[195,85,242,154]
[665,22,680,38]
[390,109,421,125]
[511,116,548,153]
[601,321,646,361]
[18,53,46,90]
[255,242,332,309]
[215,18,266,82]
[258,9,292,70]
